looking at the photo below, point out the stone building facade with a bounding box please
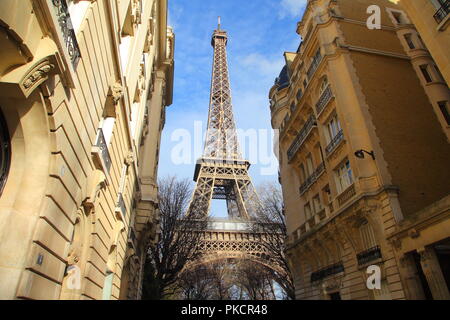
[270,0,450,300]
[399,0,450,85]
[0,0,174,300]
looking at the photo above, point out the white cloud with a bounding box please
[239,53,284,77]
[279,0,307,19]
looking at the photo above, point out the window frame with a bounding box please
[335,159,354,193]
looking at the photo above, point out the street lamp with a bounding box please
[354,149,375,160]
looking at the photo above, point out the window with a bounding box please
[434,64,445,82]
[335,160,353,193]
[102,272,114,300]
[326,115,342,143]
[102,117,116,145]
[438,101,450,125]
[304,203,312,220]
[299,164,307,183]
[67,0,91,33]
[329,292,342,300]
[417,34,426,49]
[306,154,314,176]
[322,185,331,204]
[359,221,377,250]
[404,34,415,49]
[420,65,433,83]
[313,195,323,213]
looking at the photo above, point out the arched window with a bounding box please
[0,109,11,195]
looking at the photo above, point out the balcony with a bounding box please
[337,184,356,206]
[299,162,325,195]
[325,129,344,156]
[287,115,317,161]
[52,0,81,67]
[357,246,382,266]
[316,85,333,116]
[116,192,126,219]
[93,129,112,173]
[307,51,323,80]
[311,262,344,282]
[434,0,449,24]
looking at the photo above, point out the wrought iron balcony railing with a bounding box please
[325,129,344,155]
[311,262,344,282]
[52,0,81,67]
[307,51,323,80]
[434,0,450,24]
[337,184,356,206]
[357,246,382,266]
[287,114,317,161]
[299,162,325,195]
[316,85,333,116]
[116,192,126,219]
[95,129,112,173]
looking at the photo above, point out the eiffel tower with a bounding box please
[187,19,261,220]
[183,21,285,275]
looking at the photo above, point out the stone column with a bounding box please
[418,246,450,300]
[140,70,166,200]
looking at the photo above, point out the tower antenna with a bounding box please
[218,16,221,30]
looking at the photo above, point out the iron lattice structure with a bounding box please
[187,22,261,220]
[183,22,283,273]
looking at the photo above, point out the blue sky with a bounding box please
[158,0,307,215]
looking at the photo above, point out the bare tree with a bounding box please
[235,260,276,300]
[252,182,295,300]
[142,176,207,299]
[177,261,237,300]
[177,265,215,300]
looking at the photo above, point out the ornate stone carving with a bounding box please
[111,82,123,105]
[125,151,134,166]
[22,61,55,90]
[408,228,420,239]
[131,0,142,25]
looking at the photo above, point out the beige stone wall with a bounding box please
[399,0,450,85]
[273,0,450,300]
[0,0,173,300]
